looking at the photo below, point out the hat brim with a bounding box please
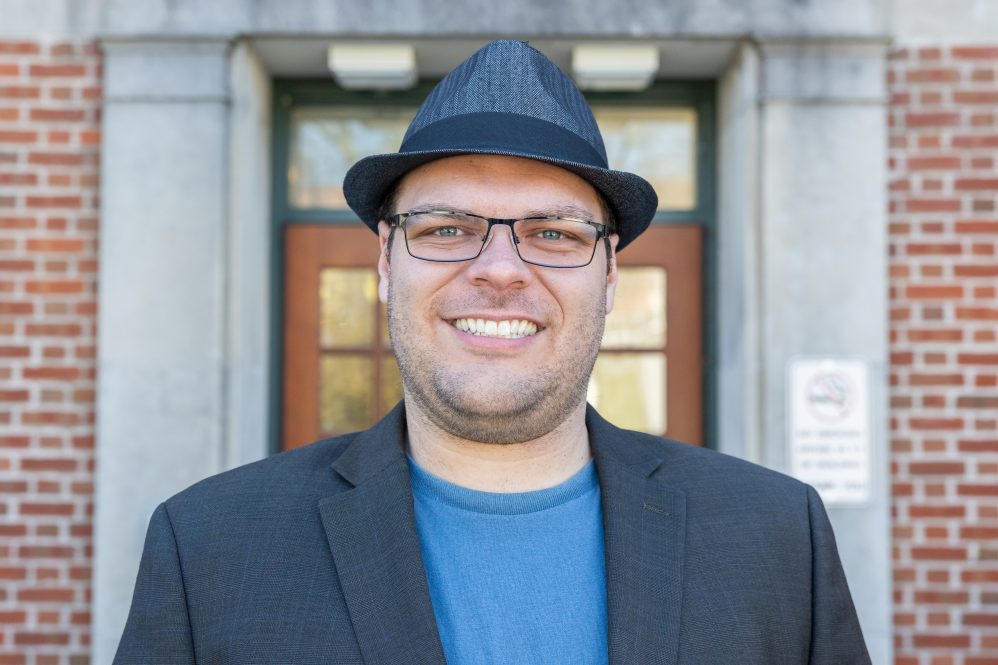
[343,148,658,252]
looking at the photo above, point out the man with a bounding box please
[115,40,871,664]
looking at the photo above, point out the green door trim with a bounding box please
[269,77,718,452]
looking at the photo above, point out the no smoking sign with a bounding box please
[789,358,871,505]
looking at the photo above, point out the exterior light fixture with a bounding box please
[571,44,659,91]
[327,43,417,90]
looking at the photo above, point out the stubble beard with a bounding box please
[388,281,606,445]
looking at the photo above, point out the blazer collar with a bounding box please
[320,403,686,665]
[588,406,687,665]
[319,402,447,665]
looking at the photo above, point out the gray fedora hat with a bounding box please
[343,40,658,251]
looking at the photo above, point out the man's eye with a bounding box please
[434,226,462,237]
[539,229,565,241]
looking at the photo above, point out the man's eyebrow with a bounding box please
[402,202,597,221]
[519,204,596,220]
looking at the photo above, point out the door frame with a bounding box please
[270,78,717,453]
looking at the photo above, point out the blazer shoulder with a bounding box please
[611,426,809,500]
[162,432,360,515]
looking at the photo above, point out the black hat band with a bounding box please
[400,112,609,169]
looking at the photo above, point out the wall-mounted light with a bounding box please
[327,43,417,90]
[571,44,659,91]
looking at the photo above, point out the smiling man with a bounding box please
[115,40,871,664]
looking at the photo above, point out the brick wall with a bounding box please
[0,40,100,664]
[889,45,998,664]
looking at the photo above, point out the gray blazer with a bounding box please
[115,404,871,664]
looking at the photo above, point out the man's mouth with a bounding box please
[450,318,539,339]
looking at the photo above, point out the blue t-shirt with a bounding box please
[408,457,609,665]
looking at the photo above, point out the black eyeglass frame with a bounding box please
[387,209,612,269]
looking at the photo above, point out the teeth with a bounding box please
[451,318,539,339]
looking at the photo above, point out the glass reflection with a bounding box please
[319,355,374,433]
[319,268,378,348]
[587,353,667,435]
[603,267,666,349]
[593,107,696,210]
[290,107,414,208]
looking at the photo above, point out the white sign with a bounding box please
[788,358,871,505]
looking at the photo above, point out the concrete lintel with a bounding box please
[757,38,890,104]
[102,38,233,101]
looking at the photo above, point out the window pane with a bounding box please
[381,354,404,412]
[319,355,373,433]
[587,353,666,435]
[603,267,666,349]
[289,107,414,208]
[593,107,696,211]
[319,268,378,348]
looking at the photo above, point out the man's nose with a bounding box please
[465,224,533,288]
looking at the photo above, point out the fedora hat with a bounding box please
[343,40,658,251]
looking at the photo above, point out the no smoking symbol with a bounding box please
[805,372,855,423]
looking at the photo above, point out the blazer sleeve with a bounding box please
[806,485,872,665]
[114,503,196,664]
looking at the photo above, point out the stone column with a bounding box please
[757,38,892,663]
[93,38,231,662]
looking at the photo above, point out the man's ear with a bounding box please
[377,221,392,304]
[604,233,619,314]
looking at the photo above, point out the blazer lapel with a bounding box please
[589,407,687,665]
[318,404,446,665]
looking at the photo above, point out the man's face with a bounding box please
[377,155,619,444]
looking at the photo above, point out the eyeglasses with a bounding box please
[388,210,610,269]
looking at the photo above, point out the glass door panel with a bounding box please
[283,225,701,449]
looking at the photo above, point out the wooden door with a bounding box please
[282,224,702,450]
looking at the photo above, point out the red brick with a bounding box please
[953,47,998,59]
[907,328,963,342]
[906,198,962,213]
[25,280,84,294]
[25,323,82,336]
[959,439,998,452]
[962,526,998,539]
[910,418,964,430]
[953,134,998,148]
[25,196,82,209]
[957,308,998,321]
[28,64,86,77]
[959,353,998,365]
[959,484,998,496]
[910,461,965,475]
[955,91,998,105]
[27,152,84,166]
[21,366,80,380]
[0,86,40,99]
[0,172,37,186]
[29,108,88,123]
[0,41,40,54]
[906,242,962,255]
[912,633,971,648]
[906,112,961,127]
[907,156,962,170]
[905,285,963,299]
[906,68,960,83]
[956,178,998,191]
[24,238,86,253]
[0,130,37,143]
[965,613,998,626]
[16,587,74,602]
[909,504,966,518]
[13,632,69,646]
[957,396,998,409]
[914,590,968,604]
[20,458,76,472]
